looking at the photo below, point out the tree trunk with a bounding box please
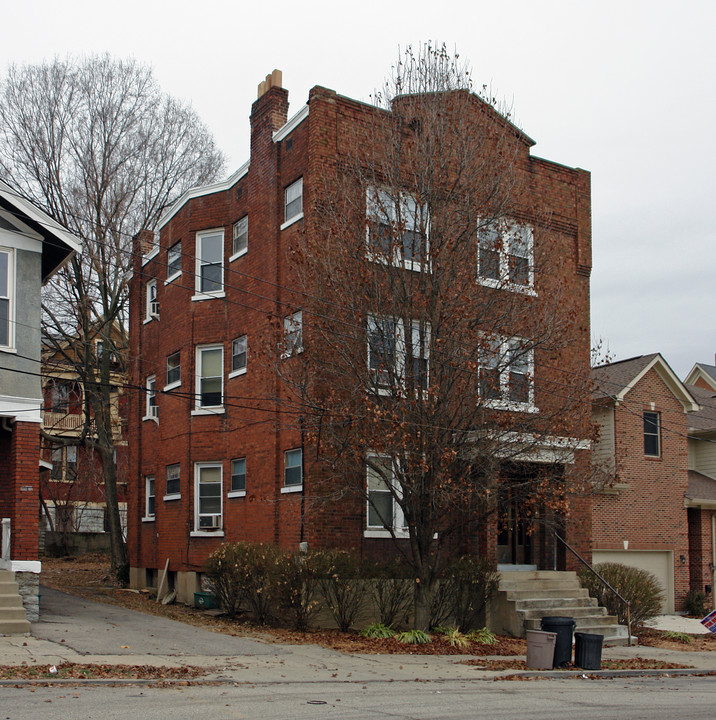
[413,577,432,632]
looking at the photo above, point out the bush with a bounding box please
[578,562,664,627]
[317,550,365,632]
[684,589,709,618]
[367,560,413,628]
[275,549,331,630]
[205,542,279,622]
[396,629,431,644]
[361,622,396,639]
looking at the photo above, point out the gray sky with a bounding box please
[4,0,714,378]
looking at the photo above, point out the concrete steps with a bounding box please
[490,570,633,646]
[0,569,31,635]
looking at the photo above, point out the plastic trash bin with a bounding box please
[526,630,557,669]
[574,632,603,670]
[540,616,576,668]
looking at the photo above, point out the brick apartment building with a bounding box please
[128,71,594,602]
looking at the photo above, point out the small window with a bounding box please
[644,411,660,457]
[166,352,181,387]
[166,464,180,496]
[477,219,534,292]
[66,445,77,480]
[283,311,303,357]
[478,336,534,410]
[284,178,303,224]
[231,458,246,492]
[167,241,182,279]
[50,446,63,481]
[367,316,397,390]
[0,249,13,348]
[145,376,158,419]
[284,448,302,487]
[195,463,222,530]
[231,335,247,374]
[196,345,223,409]
[145,279,159,320]
[232,216,248,257]
[195,229,224,295]
[145,476,155,519]
[366,455,404,532]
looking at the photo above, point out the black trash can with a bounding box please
[540,616,576,668]
[574,632,603,670]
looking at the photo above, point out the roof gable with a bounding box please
[684,363,716,392]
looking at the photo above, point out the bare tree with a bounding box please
[277,45,593,629]
[0,55,225,578]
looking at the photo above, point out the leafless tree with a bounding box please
[277,45,593,629]
[0,55,225,577]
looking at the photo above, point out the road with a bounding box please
[2,675,716,719]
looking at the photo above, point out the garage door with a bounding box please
[591,550,673,614]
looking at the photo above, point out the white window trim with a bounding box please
[166,241,182,283]
[194,462,223,533]
[163,493,181,501]
[365,187,430,273]
[143,376,159,423]
[143,475,155,521]
[165,352,181,391]
[0,246,15,351]
[229,335,248,378]
[230,216,248,261]
[364,454,408,538]
[282,311,303,359]
[479,336,537,413]
[280,212,304,231]
[194,344,224,412]
[164,380,181,392]
[144,278,159,323]
[477,218,536,295]
[283,447,303,490]
[282,178,304,230]
[164,464,181,500]
[227,490,246,498]
[194,228,225,298]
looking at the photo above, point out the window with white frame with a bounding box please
[195,345,223,409]
[232,216,248,257]
[366,188,428,270]
[195,229,224,295]
[167,241,182,280]
[145,376,158,419]
[144,476,155,519]
[231,335,247,375]
[366,316,430,394]
[165,463,180,497]
[644,411,660,457]
[283,178,303,225]
[166,351,181,388]
[283,311,303,357]
[195,463,222,530]
[477,219,534,291]
[478,336,534,409]
[0,247,14,348]
[366,454,404,532]
[284,448,302,488]
[230,457,246,493]
[145,278,158,320]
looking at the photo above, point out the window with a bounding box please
[195,345,223,410]
[478,219,534,291]
[232,216,248,258]
[50,446,63,481]
[644,411,660,457]
[366,454,404,533]
[165,463,180,497]
[66,445,77,480]
[284,448,302,488]
[283,311,303,357]
[367,316,430,394]
[231,335,247,375]
[167,241,182,280]
[230,458,246,493]
[0,247,13,348]
[145,279,158,320]
[283,178,303,225]
[45,379,82,414]
[166,352,181,389]
[145,476,155,519]
[195,463,222,530]
[478,337,534,410]
[195,229,224,295]
[145,376,158,419]
[366,188,428,270]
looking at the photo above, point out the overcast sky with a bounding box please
[4,0,714,378]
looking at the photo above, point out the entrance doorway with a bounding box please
[497,489,535,567]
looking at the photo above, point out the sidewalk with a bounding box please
[1,588,714,684]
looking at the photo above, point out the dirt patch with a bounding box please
[637,627,716,652]
[0,663,206,681]
[461,657,693,671]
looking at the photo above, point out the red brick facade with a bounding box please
[128,79,593,584]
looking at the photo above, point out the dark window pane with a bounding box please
[509,254,529,285]
[479,247,500,280]
[368,491,393,527]
[509,371,529,403]
[201,263,222,292]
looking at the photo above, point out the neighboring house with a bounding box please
[40,329,128,543]
[128,71,593,602]
[591,353,716,614]
[0,177,80,621]
[685,361,716,392]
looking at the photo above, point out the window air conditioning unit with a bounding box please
[204,515,221,530]
[150,300,160,316]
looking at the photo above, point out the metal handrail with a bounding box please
[553,531,632,646]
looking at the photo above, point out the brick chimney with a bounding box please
[251,69,289,154]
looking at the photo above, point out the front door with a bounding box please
[496,491,533,566]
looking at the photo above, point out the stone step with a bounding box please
[0,618,31,635]
[0,581,20,595]
[499,570,578,581]
[515,596,598,611]
[505,588,591,601]
[0,593,24,608]
[0,607,29,621]
[525,613,619,631]
[499,579,582,592]
[522,606,606,620]
[0,570,16,582]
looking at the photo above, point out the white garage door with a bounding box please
[591,550,673,614]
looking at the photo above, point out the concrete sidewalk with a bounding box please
[1,587,714,684]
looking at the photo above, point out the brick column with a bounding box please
[8,421,40,561]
